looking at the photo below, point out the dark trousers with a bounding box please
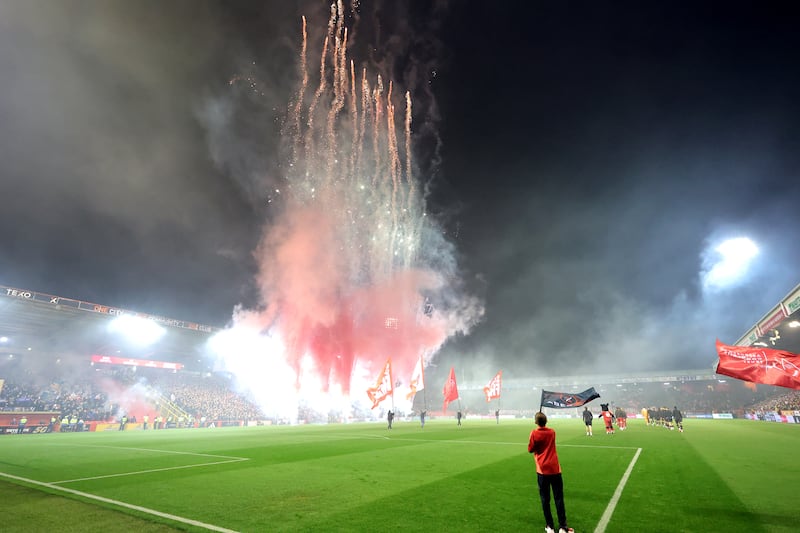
[537,472,566,529]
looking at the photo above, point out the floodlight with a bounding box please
[108,315,166,347]
[702,236,759,290]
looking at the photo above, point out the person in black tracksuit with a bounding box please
[673,406,684,432]
[582,407,594,436]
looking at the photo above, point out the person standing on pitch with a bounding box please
[528,412,574,533]
[387,410,394,429]
[673,406,684,432]
[457,410,463,426]
[582,406,593,436]
[599,404,615,434]
[420,410,426,428]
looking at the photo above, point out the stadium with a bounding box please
[1,282,799,531]
[3,1,800,530]
[4,281,800,427]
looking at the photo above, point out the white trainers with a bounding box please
[545,527,555,533]
[559,528,575,533]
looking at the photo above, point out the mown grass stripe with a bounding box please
[0,470,238,532]
[594,447,641,533]
[51,457,249,484]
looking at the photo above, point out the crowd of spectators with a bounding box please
[4,361,800,425]
[745,390,800,413]
[0,380,111,422]
[1,364,266,425]
[148,373,265,424]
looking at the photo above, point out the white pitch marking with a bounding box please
[52,443,248,460]
[594,447,642,533]
[51,457,249,484]
[335,434,641,450]
[560,443,641,450]
[0,471,239,533]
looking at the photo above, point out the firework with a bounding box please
[211,2,482,421]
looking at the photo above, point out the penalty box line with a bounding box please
[593,447,642,533]
[50,442,250,460]
[352,434,641,450]
[51,457,250,484]
[0,470,239,533]
[46,443,250,484]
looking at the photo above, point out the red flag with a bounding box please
[442,366,459,412]
[406,356,425,400]
[716,339,800,390]
[366,358,394,409]
[483,371,502,402]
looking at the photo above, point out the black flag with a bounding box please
[540,387,600,409]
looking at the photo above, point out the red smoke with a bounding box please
[244,205,450,393]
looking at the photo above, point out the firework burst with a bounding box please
[211,1,482,421]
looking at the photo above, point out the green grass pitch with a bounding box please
[0,417,796,532]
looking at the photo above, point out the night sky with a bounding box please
[2,1,800,386]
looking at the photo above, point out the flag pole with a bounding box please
[538,390,544,413]
[422,356,427,412]
[391,358,395,413]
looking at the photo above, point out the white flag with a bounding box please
[484,371,502,402]
[406,356,425,400]
[367,358,394,409]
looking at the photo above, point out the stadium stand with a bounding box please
[3,282,800,428]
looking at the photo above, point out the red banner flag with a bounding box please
[442,366,459,412]
[484,371,502,402]
[406,356,425,400]
[715,340,800,390]
[367,358,394,408]
[91,354,183,370]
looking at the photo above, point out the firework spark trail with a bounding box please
[325,2,346,185]
[405,91,414,211]
[218,1,483,419]
[404,90,420,266]
[371,74,383,190]
[348,61,358,181]
[290,16,309,166]
[385,81,402,266]
[303,33,329,189]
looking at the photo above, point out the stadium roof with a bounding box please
[3,281,799,380]
[0,284,217,372]
[733,282,800,353]
[458,369,721,391]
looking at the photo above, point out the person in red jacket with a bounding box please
[528,412,574,533]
